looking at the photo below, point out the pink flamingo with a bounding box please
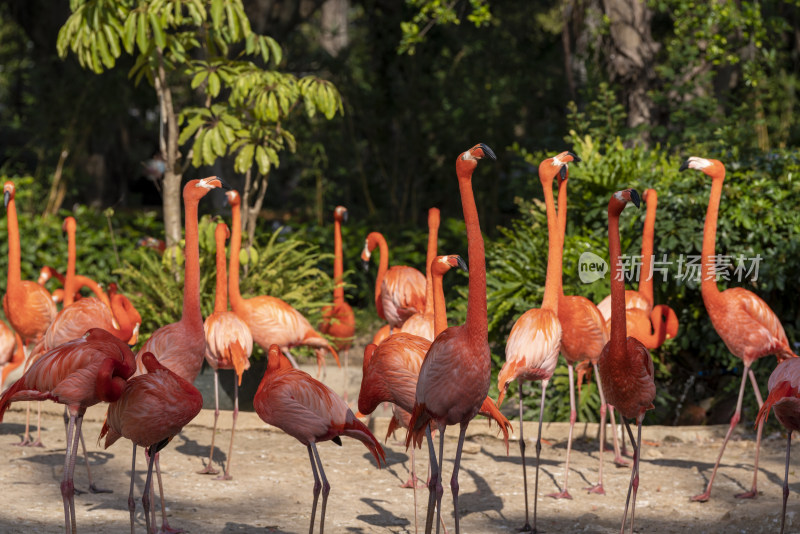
[406,143,496,534]
[0,328,136,534]
[198,222,253,479]
[598,188,656,534]
[255,344,385,534]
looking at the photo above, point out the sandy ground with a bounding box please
[0,361,797,534]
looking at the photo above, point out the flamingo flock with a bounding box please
[0,146,796,534]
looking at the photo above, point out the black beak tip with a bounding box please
[361,259,370,272]
[479,143,497,161]
[679,161,690,172]
[456,256,469,273]
[343,211,349,224]
[630,189,641,208]
[567,151,581,163]
[219,178,232,191]
[3,191,9,209]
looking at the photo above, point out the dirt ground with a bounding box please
[0,358,797,534]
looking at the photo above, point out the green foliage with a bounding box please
[399,0,493,55]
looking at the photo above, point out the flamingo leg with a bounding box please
[618,420,636,534]
[307,444,321,534]
[79,427,111,493]
[586,362,607,494]
[628,420,643,534]
[199,370,221,475]
[692,364,750,502]
[424,426,439,534]
[517,379,532,532]
[738,369,765,499]
[310,442,330,534]
[342,348,349,402]
[608,406,628,466]
[61,413,76,534]
[780,430,792,534]
[128,445,137,534]
[531,379,549,534]
[31,402,44,447]
[549,364,575,499]
[450,422,469,534]
[435,424,446,534]
[410,446,418,534]
[217,378,239,480]
[66,412,84,534]
[15,401,32,446]
[142,447,157,534]
[281,348,300,369]
[155,454,185,534]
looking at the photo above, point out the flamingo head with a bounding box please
[215,222,230,242]
[642,188,657,204]
[3,181,15,208]
[456,143,496,178]
[610,188,641,214]
[225,189,241,207]
[361,232,382,270]
[679,157,725,180]
[184,176,230,201]
[62,216,76,234]
[432,254,468,277]
[539,151,580,187]
[334,206,348,223]
[428,207,440,231]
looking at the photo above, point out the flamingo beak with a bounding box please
[342,210,349,223]
[456,256,468,273]
[361,259,370,272]
[629,189,641,208]
[567,151,581,162]
[219,179,232,190]
[3,191,9,208]
[679,160,690,172]
[479,143,497,160]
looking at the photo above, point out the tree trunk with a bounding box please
[320,0,349,56]
[154,47,183,248]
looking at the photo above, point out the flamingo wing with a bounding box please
[381,266,426,327]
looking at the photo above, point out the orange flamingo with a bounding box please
[755,357,800,534]
[598,188,654,534]
[361,231,426,330]
[3,180,58,446]
[682,156,797,502]
[406,143,496,534]
[99,351,203,534]
[198,222,253,479]
[400,208,441,341]
[254,344,386,534]
[226,189,340,372]
[38,265,113,307]
[0,328,136,534]
[496,152,571,532]
[320,206,356,351]
[133,176,227,534]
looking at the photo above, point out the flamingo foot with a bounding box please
[157,522,186,534]
[89,483,113,494]
[400,475,425,489]
[690,491,710,503]
[214,473,232,481]
[735,489,758,499]
[29,438,45,448]
[613,455,629,467]
[547,489,573,500]
[585,483,605,495]
[13,438,32,447]
[518,522,533,533]
[197,464,219,475]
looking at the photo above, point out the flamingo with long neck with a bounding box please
[321,206,356,351]
[226,189,340,371]
[406,143,496,534]
[199,222,253,479]
[597,188,655,534]
[400,208,441,341]
[682,156,797,502]
[496,152,572,532]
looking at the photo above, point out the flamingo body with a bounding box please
[204,311,253,379]
[380,266,426,328]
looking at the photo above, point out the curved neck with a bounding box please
[109,295,136,340]
[373,234,389,309]
[75,275,110,308]
[457,174,487,337]
[6,194,21,290]
[181,195,203,328]
[541,178,562,312]
[608,201,628,353]
[213,232,228,314]
[228,202,244,309]
[423,219,439,315]
[701,177,724,300]
[333,218,344,305]
[639,192,657,306]
[432,269,447,336]
[64,224,77,307]
[556,177,568,299]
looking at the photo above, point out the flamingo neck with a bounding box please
[108,295,135,341]
[64,224,77,307]
[76,275,110,308]
[333,218,344,305]
[457,174,487,338]
[228,202,244,309]
[639,191,657,307]
[556,177,567,299]
[608,201,628,354]
[213,232,228,314]
[181,196,203,330]
[423,219,439,315]
[373,233,389,309]
[6,195,21,290]
[701,177,724,301]
[432,270,447,337]
[541,177,562,312]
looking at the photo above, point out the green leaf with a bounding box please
[208,71,221,97]
[136,10,148,53]
[255,145,270,175]
[210,0,223,28]
[149,13,166,49]
[192,129,206,168]
[234,144,255,174]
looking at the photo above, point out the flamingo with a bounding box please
[0,328,136,534]
[597,188,655,534]
[361,231,426,330]
[400,208,441,341]
[3,180,58,446]
[681,156,797,501]
[99,351,203,534]
[496,152,572,532]
[371,324,392,345]
[38,265,113,307]
[226,189,340,372]
[754,357,800,534]
[405,143,496,534]
[133,175,227,533]
[0,321,22,390]
[198,222,253,479]
[547,157,618,498]
[254,344,386,534]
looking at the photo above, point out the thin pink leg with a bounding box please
[128,445,137,534]
[155,453,185,534]
[310,443,330,534]
[530,380,548,533]
[61,413,76,534]
[199,370,220,475]
[14,402,32,446]
[217,379,239,480]
[586,362,607,494]
[549,364,575,499]
[692,364,750,502]
[517,380,532,532]
[31,402,44,447]
[142,447,157,534]
[737,369,765,499]
[423,425,439,534]
[609,407,628,466]
[450,422,469,534]
[628,421,643,533]
[307,444,321,534]
[79,427,111,493]
[779,431,792,534]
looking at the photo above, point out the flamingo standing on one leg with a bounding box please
[681,156,797,502]
[198,222,253,479]
[361,231,426,331]
[496,152,572,532]
[99,352,203,534]
[3,180,58,446]
[597,188,655,534]
[401,208,441,341]
[255,344,386,534]
[755,357,800,534]
[133,176,228,533]
[226,189,340,372]
[320,206,356,392]
[405,143,496,534]
[0,328,136,534]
